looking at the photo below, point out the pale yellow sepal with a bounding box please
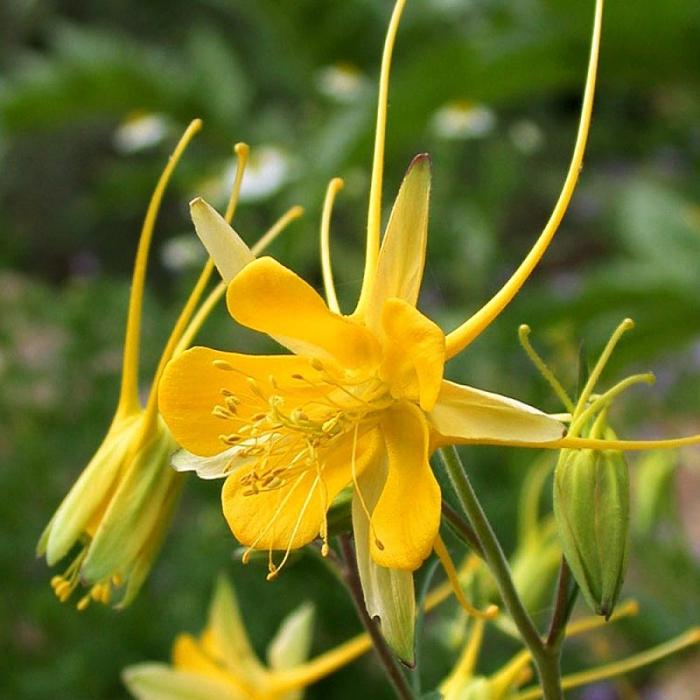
[81,420,180,583]
[429,380,565,446]
[123,665,246,700]
[361,154,431,329]
[189,197,254,282]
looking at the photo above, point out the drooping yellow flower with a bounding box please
[37,126,301,609]
[36,120,206,609]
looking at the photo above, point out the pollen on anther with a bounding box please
[213,360,235,371]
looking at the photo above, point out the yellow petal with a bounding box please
[190,198,254,282]
[379,297,445,411]
[222,430,380,552]
[362,155,431,330]
[171,636,251,697]
[371,403,441,570]
[429,380,565,447]
[227,257,380,369]
[158,347,313,456]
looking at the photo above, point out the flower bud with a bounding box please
[553,443,629,618]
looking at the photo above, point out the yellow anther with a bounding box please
[246,377,265,398]
[77,595,91,611]
[213,360,234,371]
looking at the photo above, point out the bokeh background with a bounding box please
[2,0,699,698]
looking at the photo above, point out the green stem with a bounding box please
[441,499,485,557]
[438,446,564,700]
[546,557,578,649]
[338,535,416,700]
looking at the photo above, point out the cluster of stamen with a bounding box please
[49,539,122,611]
[210,357,392,578]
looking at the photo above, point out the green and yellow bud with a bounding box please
[37,413,183,610]
[553,441,629,618]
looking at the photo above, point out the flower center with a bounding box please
[210,357,393,576]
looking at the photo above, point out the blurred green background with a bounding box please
[1,0,699,698]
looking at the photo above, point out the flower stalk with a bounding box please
[438,445,564,700]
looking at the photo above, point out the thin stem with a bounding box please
[438,446,564,700]
[441,499,484,557]
[545,557,578,649]
[338,534,415,700]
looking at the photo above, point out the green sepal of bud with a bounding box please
[553,437,630,618]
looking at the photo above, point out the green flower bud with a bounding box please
[553,443,629,618]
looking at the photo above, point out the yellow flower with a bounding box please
[37,125,300,609]
[158,0,604,577]
[36,120,204,609]
[158,0,700,655]
[123,576,315,700]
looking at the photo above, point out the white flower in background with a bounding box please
[430,100,496,140]
[114,113,170,153]
[316,63,367,103]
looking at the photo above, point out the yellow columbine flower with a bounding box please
[159,0,602,578]
[158,0,700,656]
[123,575,315,700]
[36,120,204,609]
[37,124,300,609]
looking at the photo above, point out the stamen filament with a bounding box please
[434,535,499,620]
[242,473,307,563]
[518,325,575,413]
[349,425,381,549]
[267,475,320,580]
[445,0,604,359]
[514,627,700,700]
[117,119,202,417]
[355,0,408,315]
[321,178,344,313]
